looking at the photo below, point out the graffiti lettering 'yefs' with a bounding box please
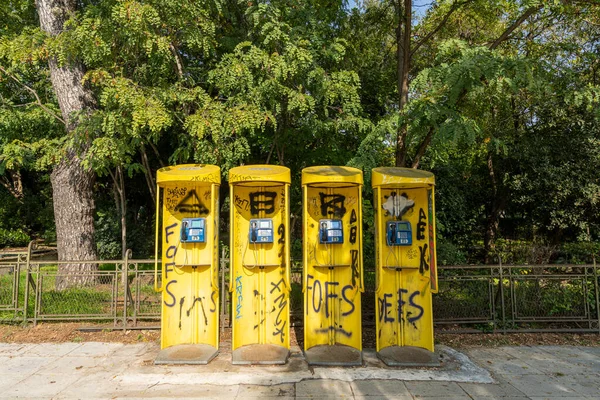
[319,193,346,218]
[249,191,277,215]
[378,289,424,328]
[306,275,355,318]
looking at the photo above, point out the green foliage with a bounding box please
[0,0,599,263]
[0,227,30,248]
[436,240,467,266]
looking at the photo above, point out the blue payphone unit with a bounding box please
[319,219,344,244]
[249,218,274,243]
[181,218,206,243]
[386,221,412,246]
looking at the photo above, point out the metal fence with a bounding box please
[1,243,598,333]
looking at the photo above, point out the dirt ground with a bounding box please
[1,322,599,349]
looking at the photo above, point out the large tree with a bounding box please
[34,0,98,288]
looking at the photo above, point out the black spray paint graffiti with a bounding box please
[163,223,178,308]
[174,189,209,215]
[350,249,360,288]
[315,326,352,338]
[306,275,355,318]
[249,191,277,215]
[234,194,250,212]
[270,278,287,343]
[419,244,429,275]
[186,296,209,326]
[416,208,427,241]
[349,209,357,244]
[378,289,424,329]
[277,223,287,279]
[319,193,346,218]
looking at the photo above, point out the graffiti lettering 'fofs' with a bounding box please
[306,275,355,318]
[163,223,178,307]
[378,289,424,328]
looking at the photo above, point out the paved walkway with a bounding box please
[0,342,599,399]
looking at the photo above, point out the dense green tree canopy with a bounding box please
[0,0,598,263]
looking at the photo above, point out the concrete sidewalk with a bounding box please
[0,342,599,399]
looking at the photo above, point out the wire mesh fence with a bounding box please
[0,243,598,333]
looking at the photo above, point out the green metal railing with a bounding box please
[0,242,598,333]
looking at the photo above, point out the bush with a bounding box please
[0,228,30,248]
[436,239,467,266]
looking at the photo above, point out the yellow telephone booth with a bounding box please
[302,166,364,366]
[154,164,221,364]
[372,167,439,367]
[229,165,291,364]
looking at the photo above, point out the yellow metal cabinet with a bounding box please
[302,166,364,366]
[229,165,291,364]
[372,167,439,366]
[154,164,221,364]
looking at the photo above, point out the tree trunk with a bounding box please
[394,0,411,167]
[483,151,505,264]
[36,0,98,289]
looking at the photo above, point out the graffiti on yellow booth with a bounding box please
[231,184,290,349]
[304,187,362,349]
[161,184,219,348]
[376,188,435,351]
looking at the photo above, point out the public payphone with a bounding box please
[229,165,291,365]
[153,164,221,365]
[372,167,438,367]
[302,166,364,366]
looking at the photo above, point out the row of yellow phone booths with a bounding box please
[153,164,438,367]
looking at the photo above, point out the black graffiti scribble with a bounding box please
[273,320,287,342]
[378,293,394,323]
[350,249,360,288]
[270,278,285,294]
[417,208,427,241]
[186,296,209,325]
[314,326,352,338]
[349,209,357,244]
[174,189,209,214]
[319,193,346,217]
[249,191,277,215]
[419,244,429,274]
[178,296,185,330]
